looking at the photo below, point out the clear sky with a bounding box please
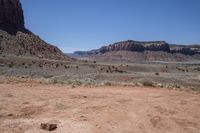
[21,0,200,53]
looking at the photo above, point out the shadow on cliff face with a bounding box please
[0,0,29,35]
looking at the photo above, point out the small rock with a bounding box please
[40,123,57,131]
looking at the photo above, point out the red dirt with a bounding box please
[0,83,200,133]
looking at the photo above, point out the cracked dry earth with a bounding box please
[0,83,200,133]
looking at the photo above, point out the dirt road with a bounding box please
[0,83,200,133]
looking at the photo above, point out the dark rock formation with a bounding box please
[0,0,28,34]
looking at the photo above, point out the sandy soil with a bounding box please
[0,83,200,133]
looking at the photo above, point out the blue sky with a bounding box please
[21,0,200,53]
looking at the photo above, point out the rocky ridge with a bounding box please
[74,40,200,56]
[87,40,170,54]
[72,40,200,62]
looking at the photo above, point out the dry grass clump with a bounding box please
[104,82,112,86]
[142,80,154,87]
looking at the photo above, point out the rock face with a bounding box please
[0,0,28,34]
[0,0,72,61]
[87,40,170,55]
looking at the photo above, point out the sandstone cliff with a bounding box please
[86,40,170,55]
[0,0,28,34]
[0,0,71,61]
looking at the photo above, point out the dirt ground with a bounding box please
[0,83,200,133]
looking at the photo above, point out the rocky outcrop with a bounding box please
[0,0,28,34]
[0,0,72,61]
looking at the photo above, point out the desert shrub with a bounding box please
[67,80,82,86]
[8,63,13,68]
[44,75,54,78]
[32,61,36,64]
[176,67,185,72]
[155,72,159,75]
[64,65,69,69]
[38,63,43,68]
[67,80,73,84]
[142,81,154,87]
[56,64,59,68]
[195,67,200,71]
[74,80,82,86]
[104,82,112,86]
[71,85,76,88]
[174,84,180,88]
[191,88,200,91]
[52,79,64,84]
